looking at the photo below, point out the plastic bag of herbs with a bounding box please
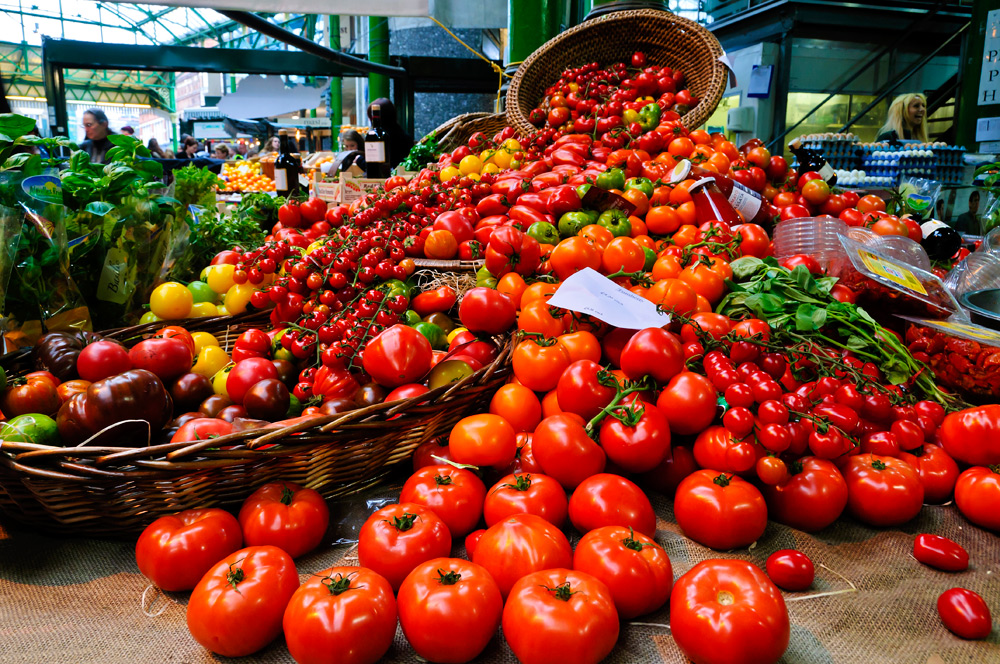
[59,136,186,328]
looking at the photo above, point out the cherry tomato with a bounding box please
[913,534,969,572]
[765,549,815,591]
[937,588,992,640]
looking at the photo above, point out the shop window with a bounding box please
[702,94,740,136]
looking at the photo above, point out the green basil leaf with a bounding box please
[0,113,37,141]
[795,303,827,331]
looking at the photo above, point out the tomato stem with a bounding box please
[436,569,462,586]
[712,473,732,487]
[320,572,354,595]
[390,513,419,532]
[434,475,454,486]
[541,581,578,602]
[280,486,295,505]
[226,558,246,591]
[621,527,650,552]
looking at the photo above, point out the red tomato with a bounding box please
[399,465,486,538]
[170,417,233,443]
[780,253,822,274]
[938,405,1000,467]
[186,546,299,657]
[226,357,279,404]
[449,413,517,468]
[670,560,790,664]
[484,472,568,527]
[363,324,433,388]
[0,374,61,416]
[618,327,684,384]
[598,401,672,473]
[937,588,992,640]
[555,359,617,420]
[472,513,572,598]
[801,178,830,206]
[674,470,767,550]
[763,457,847,532]
[282,566,397,664]
[411,285,457,317]
[299,197,328,223]
[656,371,717,436]
[135,509,242,591]
[954,465,1000,532]
[503,569,619,664]
[573,525,672,619]
[357,503,452,591]
[532,413,607,489]
[397,558,503,663]
[765,549,815,591]
[128,337,193,382]
[238,481,330,558]
[459,287,516,334]
[76,340,131,382]
[639,445,699,496]
[412,438,452,471]
[898,444,959,504]
[568,473,656,537]
[913,534,969,572]
[844,454,924,527]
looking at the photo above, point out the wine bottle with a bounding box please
[274,129,301,198]
[365,104,391,179]
[788,137,837,186]
[920,220,962,261]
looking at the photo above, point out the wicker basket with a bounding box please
[0,313,512,535]
[506,9,728,137]
[422,112,510,154]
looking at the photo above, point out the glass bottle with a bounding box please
[365,104,391,179]
[788,137,837,186]
[274,129,301,198]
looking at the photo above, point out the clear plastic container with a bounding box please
[773,218,849,273]
[943,252,1000,297]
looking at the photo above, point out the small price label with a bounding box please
[858,250,927,295]
[96,247,130,305]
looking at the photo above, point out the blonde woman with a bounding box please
[876,93,928,143]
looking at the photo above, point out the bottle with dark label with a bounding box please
[920,219,962,261]
[365,104,391,179]
[788,137,837,186]
[274,129,301,198]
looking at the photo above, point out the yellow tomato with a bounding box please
[447,327,469,343]
[481,163,500,175]
[205,264,237,295]
[459,154,483,175]
[439,166,461,182]
[193,347,230,379]
[480,149,496,164]
[493,149,513,169]
[224,283,256,315]
[211,363,235,397]
[216,304,230,317]
[139,311,161,324]
[502,138,522,153]
[190,301,219,317]
[149,282,194,320]
[191,331,220,353]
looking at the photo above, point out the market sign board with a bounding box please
[980,8,1000,106]
[102,0,430,16]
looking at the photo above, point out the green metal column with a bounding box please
[329,14,342,143]
[368,16,390,104]
[507,0,564,64]
[170,83,178,152]
[955,1,996,150]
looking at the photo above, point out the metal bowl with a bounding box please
[960,288,1000,330]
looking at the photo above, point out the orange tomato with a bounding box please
[517,299,567,337]
[707,152,731,173]
[557,330,602,363]
[689,129,712,145]
[580,224,614,251]
[668,137,695,158]
[520,281,559,307]
[694,294,713,313]
[621,189,649,217]
[490,384,543,434]
[550,237,602,281]
[424,229,458,259]
[645,205,682,235]
[512,339,572,392]
[773,192,798,208]
[634,234,655,250]
[601,236,645,274]
[646,278,698,315]
[857,194,886,214]
[649,186,672,207]
[497,273,527,308]
[541,389,563,417]
[669,183,694,205]
[680,263,726,303]
[671,224,700,247]
[718,140,740,162]
[691,145,715,163]
[652,254,683,280]
[629,217,648,238]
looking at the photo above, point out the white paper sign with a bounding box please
[976,117,1000,141]
[979,9,1000,106]
[547,268,671,330]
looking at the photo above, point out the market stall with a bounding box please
[1,6,998,664]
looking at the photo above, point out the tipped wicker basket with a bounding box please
[0,313,512,535]
[506,9,728,137]
[422,112,510,153]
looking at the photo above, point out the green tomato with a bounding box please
[642,246,657,271]
[424,312,455,334]
[596,167,625,191]
[187,280,219,304]
[598,209,632,237]
[576,183,593,199]
[428,360,475,390]
[381,278,411,299]
[477,277,498,288]
[527,221,560,245]
[286,394,303,418]
[404,309,423,326]
[476,266,493,282]
[413,321,446,349]
[559,211,592,238]
[3,413,59,446]
[625,177,654,199]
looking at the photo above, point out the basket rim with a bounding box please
[506,8,728,136]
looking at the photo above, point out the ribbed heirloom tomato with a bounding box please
[282,567,397,664]
[135,508,243,591]
[472,513,573,598]
[671,559,790,664]
[397,558,503,664]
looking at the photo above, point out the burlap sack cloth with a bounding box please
[1,487,997,663]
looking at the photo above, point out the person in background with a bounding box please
[213,144,231,160]
[120,126,134,136]
[78,108,115,164]
[935,199,946,222]
[263,136,281,153]
[147,137,166,158]
[366,98,414,168]
[956,191,981,235]
[163,148,175,159]
[246,147,259,159]
[337,129,366,172]
[181,137,200,159]
[876,93,929,143]
[235,142,248,159]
